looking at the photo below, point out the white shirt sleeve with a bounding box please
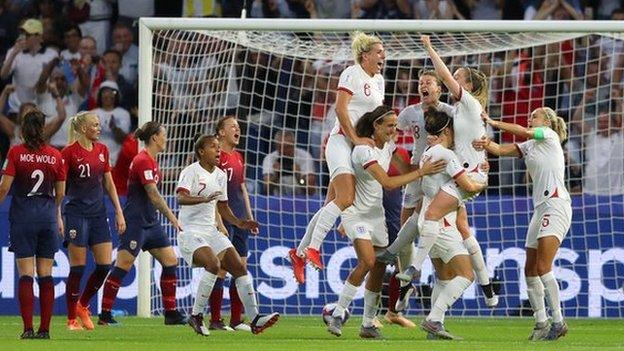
[457,88,483,123]
[218,171,228,202]
[352,145,377,168]
[262,152,276,175]
[176,166,194,193]
[441,147,465,178]
[337,66,356,95]
[517,139,534,157]
[114,108,132,133]
[296,149,315,175]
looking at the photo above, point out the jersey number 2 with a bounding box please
[30,169,44,195]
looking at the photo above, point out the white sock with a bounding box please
[362,289,380,327]
[526,276,548,324]
[540,271,563,323]
[308,201,342,250]
[296,210,321,256]
[399,243,417,288]
[463,236,490,286]
[428,276,471,322]
[412,220,440,270]
[192,271,217,315]
[235,274,259,318]
[387,212,420,254]
[431,280,450,323]
[333,281,359,318]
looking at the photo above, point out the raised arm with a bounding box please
[472,136,522,158]
[481,111,535,140]
[421,35,462,99]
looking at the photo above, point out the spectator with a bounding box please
[1,19,58,114]
[102,49,137,111]
[111,22,139,87]
[0,2,19,56]
[60,24,82,61]
[35,63,81,149]
[182,0,222,16]
[532,0,583,20]
[75,36,106,110]
[262,130,316,195]
[91,81,132,166]
[411,0,466,19]
[111,132,138,196]
[308,0,351,18]
[359,0,412,19]
[251,0,295,17]
[583,111,624,195]
[76,0,113,54]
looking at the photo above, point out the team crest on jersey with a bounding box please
[144,170,154,180]
[69,229,77,239]
[129,240,137,250]
[99,153,105,162]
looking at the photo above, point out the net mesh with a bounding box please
[144,28,624,318]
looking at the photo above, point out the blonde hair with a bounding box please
[68,111,97,144]
[461,67,489,109]
[533,107,568,142]
[351,32,383,65]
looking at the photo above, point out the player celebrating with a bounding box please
[290,32,386,278]
[177,134,280,336]
[99,121,187,325]
[326,105,445,339]
[389,36,495,303]
[417,108,488,340]
[473,108,571,341]
[0,110,66,339]
[62,112,126,331]
[207,116,258,332]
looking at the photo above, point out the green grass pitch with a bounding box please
[1,316,623,351]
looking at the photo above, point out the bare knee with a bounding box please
[204,257,220,275]
[359,256,376,272]
[536,258,552,276]
[115,255,136,271]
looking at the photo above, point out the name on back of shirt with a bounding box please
[19,153,58,165]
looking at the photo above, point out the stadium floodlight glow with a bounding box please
[137,18,624,318]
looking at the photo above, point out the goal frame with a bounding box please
[136,17,624,317]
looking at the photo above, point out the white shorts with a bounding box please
[525,198,572,249]
[441,171,488,205]
[325,133,354,181]
[429,226,469,264]
[402,180,423,209]
[178,228,233,267]
[341,210,388,248]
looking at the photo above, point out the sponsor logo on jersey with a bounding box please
[99,153,105,162]
[144,170,154,180]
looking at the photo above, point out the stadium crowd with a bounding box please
[0,0,622,199]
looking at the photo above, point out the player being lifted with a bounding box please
[176,134,279,336]
[417,108,488,340]
[62,112,126,331]
[325,105,445,339]
[207,116,258,332]
[379,35,497,307]
[290,32,385,280]
[99,121,187,325]
[474,108,571,341]
[0,110,66,339]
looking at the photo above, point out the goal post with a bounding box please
[136,18,624,318]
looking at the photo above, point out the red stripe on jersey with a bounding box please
[337,87,353,95]
[443,218,452,227]
[470,165,479,173]
[452,169,466,179]
[514,144,524,158]
[551,187,559,198]
[363,160,378,169]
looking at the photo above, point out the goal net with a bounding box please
[138,19,624,319]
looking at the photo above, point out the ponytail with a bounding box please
[135,121,163,145]
[464,67,489,109]
[534,107,568,143]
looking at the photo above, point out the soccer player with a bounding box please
[416,107,488,340]
[0,110,66,339]
[290,32,386,278]
[325,105,445,339]
[177,134,280,336]
[62,111,126,331]
[99,121,187,325]
[474,108,571,340]
[387,36,496,306]
[207,116,258,332]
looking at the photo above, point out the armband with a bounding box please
[533,127,545,140]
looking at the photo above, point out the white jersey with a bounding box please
[419,144,465,200]
[397,102,454,164]
[332,64,385,135]
[517,127,571,206]
[176,162,228,232]
[453,88,486,171]
[344,142,396,215]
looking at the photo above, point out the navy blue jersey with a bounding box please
[123,150,160,227]
[62,141,112,217]
[2,143,66,223]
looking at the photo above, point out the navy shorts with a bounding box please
[119,221,171,257]
[227,224,249,256]
[64,215,112,248]
[9,221,59,259]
